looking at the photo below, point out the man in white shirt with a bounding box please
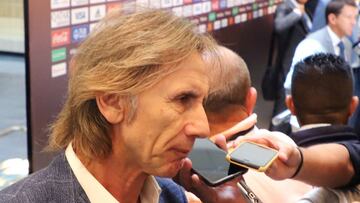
[268,0,312,133]
[284,0,359,93]
[0,8,225,203]
[280,0,360,132]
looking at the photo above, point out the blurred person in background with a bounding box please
[284,0,359,131]
[180,47,360,203]
[268,0,313,133]
[285,0,359,93]
[287,53,360,202]
[204,46,311,202]
[311,0,360,134]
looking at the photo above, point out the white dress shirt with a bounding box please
[291,121,331,133]
[65,143,161,203]
[298,123,331,131]
[327,26,343,57]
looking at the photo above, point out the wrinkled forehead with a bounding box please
[150,52,211,97]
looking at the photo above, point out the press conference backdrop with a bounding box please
[25,0,277,172]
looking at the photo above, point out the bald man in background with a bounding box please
[203,46,311,202]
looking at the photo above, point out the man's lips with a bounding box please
[171,147,192,159]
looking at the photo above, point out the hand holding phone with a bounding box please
[226,141,279,172]
[188,139,247,186]
[175,157,251,203]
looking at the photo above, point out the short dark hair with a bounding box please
[325,0,357,24]
[291,53,354,125]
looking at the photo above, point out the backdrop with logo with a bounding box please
[25,0,278,172]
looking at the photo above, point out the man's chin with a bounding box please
[153,159,186,178]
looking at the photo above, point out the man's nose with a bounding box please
[184,104,210,138]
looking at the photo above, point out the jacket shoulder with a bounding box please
[0,153,79,203]
[156,177,188,203]
[307,27,328,39]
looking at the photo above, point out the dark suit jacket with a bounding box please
[291,125,360,188]
[0,153,188,203]
[310,0,329,32]
[273,0,311,79]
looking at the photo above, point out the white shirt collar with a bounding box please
[299,123,331,131]
[140,176,162,203]
[290,0,299,7]
[327,26,343,52]
[65,143,162,203]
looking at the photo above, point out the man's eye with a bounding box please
[178,94,192,103]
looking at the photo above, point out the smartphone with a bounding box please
[188,139,247,186]
[226,141,279,172]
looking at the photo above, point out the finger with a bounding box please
[264,160,277,178]
[175,158,193,190]
[264,159,287,180]
[242,129,282,149]
[212,134,227,151]
[273,139,298,165]
[191,173,202,186]
[283,146,302,168]
[227,140,236,150]
[215,114,257,139]
[191,173,213,194]
[234,134,273,148]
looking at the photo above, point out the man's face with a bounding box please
[296,0,308,5]
[332,5,358,37]
[119,52,210,177]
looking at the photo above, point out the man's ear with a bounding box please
[285,95,297,116]
[328,13,337,26]
[96,93,124,124]
[244,87,257,115]
[349,96,359,117]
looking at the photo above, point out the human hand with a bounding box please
[211,134,227,152]
[211,113,257,142]
[174,158,248,203]
[231,129,301,180]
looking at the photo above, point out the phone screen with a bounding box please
[229,142,278,171]
[188,139,247,186]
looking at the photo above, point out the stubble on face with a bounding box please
[116,52,210,177]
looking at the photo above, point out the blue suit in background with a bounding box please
[284,26,358,91]
[311,0,329,32]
